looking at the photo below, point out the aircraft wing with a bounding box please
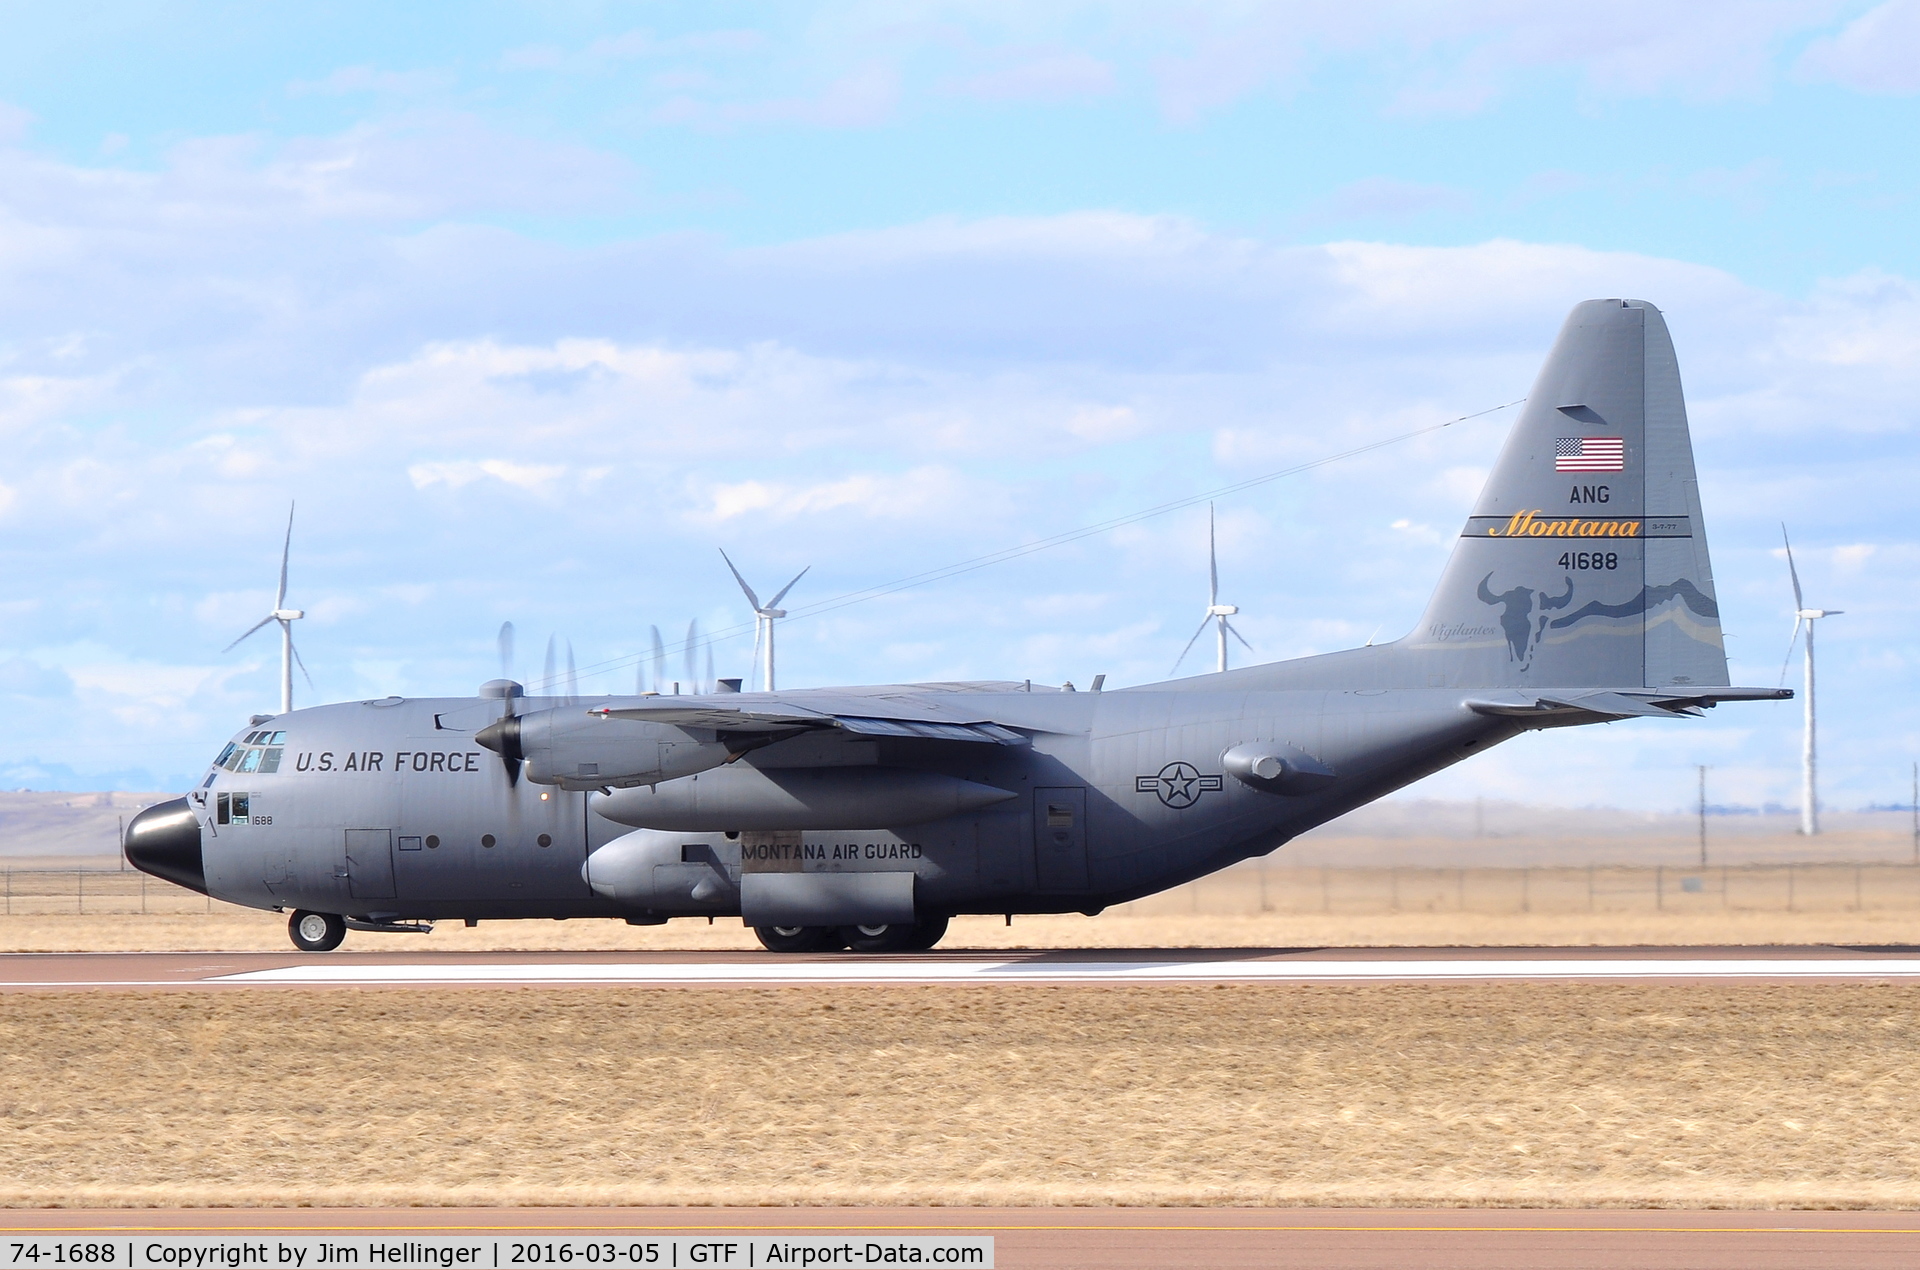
[1468,686,1792,722]
[588,697,1031,745]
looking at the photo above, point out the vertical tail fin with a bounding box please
[1407,299,1728,689]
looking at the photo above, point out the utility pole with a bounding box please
[1697,765,1708,868]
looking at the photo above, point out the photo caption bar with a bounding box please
[2,1237,992,1270]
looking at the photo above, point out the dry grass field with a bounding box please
[2,983,1918,1209]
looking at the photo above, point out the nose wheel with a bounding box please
[288,910,346,952]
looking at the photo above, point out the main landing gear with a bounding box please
[288,910,346,952]
[753,916,949,953]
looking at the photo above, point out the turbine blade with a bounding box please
[1782,523,1804,611]
[650,625,665,694]
[1224,619,1255,653]
[565,639,577,703]
[498,621,515,681]
[719,548,761,612]
[276,502,295,610]
[704,643,714,695]
[222,615,275,653]
[1778,616,1803,688]
[1208,503,1218,607]
[1170,616,1212,676]
[750,620,763,689]
[288,634,315,688]
[767,565,811,611]
[543,635,556,697]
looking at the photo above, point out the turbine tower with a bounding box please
[1781,525,1842,836]
[721,549,809,693]
[1172,503,1252,675]
[224,502,310,715]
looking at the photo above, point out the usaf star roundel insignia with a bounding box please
[1136,761,1226,809]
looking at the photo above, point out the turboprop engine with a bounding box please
[593,764,1017,831]
[474,706,733,790]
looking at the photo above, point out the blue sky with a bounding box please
[0,1,1915,812]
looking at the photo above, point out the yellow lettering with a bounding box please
[1622,520,1640,536]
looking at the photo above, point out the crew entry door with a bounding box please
[1032,787,1089,891]
[345,829,397,899]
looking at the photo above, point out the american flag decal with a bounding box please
[1554,436,1625,471]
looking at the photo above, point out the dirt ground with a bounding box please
[4,907,1920,952]
[1,983,1917,1208]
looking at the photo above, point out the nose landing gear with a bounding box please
[289,910,346,952]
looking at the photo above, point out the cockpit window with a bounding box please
[214,743,237,768]
[258,747,283,773]
[223,747,247,771]
[237,748,263,774]
[269,731,287,744]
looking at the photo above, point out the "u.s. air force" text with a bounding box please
[293,751,483,773]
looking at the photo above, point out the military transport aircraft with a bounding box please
[125,299,1789,952]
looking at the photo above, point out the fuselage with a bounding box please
[156,667,1521,923]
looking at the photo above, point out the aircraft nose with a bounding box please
[123,797,207,895]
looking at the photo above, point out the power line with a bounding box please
[529,398,1525,692]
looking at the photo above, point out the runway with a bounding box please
[5,1207,1920,1269]
[4,944,1920,988]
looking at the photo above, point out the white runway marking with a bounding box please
[213,956,1920,986]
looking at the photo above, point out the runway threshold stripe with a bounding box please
[209,957,1920,985]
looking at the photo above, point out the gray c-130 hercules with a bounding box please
[126,299,1789,952]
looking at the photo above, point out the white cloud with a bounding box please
[951,52,1118,101]
[1795,0,1920,92]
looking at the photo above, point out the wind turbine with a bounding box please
[1780,525,1842,836]
[721,550,809,692]
[224,502,311,715]
[1172,503,1252,676]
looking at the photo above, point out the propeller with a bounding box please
[565,639,577,704]
[491,620,520,786]
[684,618,700,694]
[650,625,666,695]
[543,635,558,699]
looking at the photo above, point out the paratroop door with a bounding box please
[1032,787,1089,892]
[345,828,396,899]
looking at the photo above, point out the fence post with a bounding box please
[140,873,148,915]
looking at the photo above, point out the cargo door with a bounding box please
[345,828,397,900]
[1032,787,1089,892]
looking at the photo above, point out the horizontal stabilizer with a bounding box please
[1469,685,1791,722]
